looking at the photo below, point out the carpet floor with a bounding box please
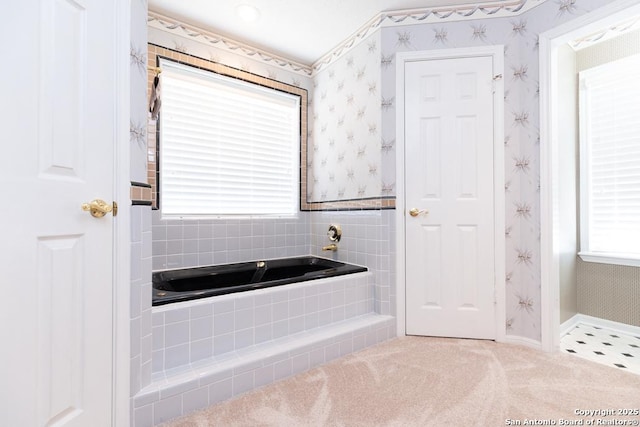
[162,336,640,427]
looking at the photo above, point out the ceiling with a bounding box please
[147,0,497,65]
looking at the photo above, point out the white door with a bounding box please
[404,55,496,339]
[1,1,119,426]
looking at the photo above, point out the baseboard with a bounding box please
[563,313,640,337]
[560,314,582,337]
[503,335,542,351]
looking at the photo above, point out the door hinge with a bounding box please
[491,74,503,94]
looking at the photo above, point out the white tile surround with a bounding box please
[151,210,311,272]
[140,207,395,425]
[151,272,375,372]
[151,209,396,317]
[131,205,154,401]
[133,272,394,426]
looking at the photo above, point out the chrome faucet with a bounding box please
[322,243,338,251]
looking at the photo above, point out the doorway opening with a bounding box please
[540,0,640,353]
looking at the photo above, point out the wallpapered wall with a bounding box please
[378,0,613,341]
[309,32,384,202]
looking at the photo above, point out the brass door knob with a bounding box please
[82,199,117,218]
[409,208,428,217]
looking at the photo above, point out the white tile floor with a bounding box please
[561,323,640,375]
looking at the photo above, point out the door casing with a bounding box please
[395,46,506,340]
[114,0,132,424]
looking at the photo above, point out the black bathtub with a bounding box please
[152,256,367,306]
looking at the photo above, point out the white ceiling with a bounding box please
[147,0,495,64]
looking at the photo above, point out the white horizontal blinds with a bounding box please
[580,54,640,254]
[159,58,300,216]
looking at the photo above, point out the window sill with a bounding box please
[578,252,640,268]
[160,213,300,221]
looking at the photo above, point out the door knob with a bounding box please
[82,199,117,218]
[409,208,428,217]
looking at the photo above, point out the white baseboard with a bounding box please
[561,313,640,338]
[503,335,542,351]
[560,314,582,337]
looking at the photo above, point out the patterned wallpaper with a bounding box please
[380,0,614,342]
[147,16,312,93]
[309,32,383,203]
[130,0,151,183]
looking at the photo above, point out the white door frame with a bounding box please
[395,46,506,340]
[539,0,640,353]
[113,0,131,425]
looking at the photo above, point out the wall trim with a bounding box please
[561,314,640,338]
[539,0,640,353]
[146,43,309,214]
[559,313,582,337]
[314,0,546,72]
[114,0,131,425]
[147,11,313,76]
[395,46,505,340]
[149,1,548,78]
[504,335,543,351]
[570,15,640,51]
[381,0,545,25]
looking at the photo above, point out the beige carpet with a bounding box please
[162,337,640,427]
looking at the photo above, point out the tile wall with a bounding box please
[130,202,153,395]
[151,211,311,271]
[133,315,395,426]
[310,210,395,316]
[151,272,374,373]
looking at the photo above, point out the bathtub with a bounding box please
[152,256,367,306]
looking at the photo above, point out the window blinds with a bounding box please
[159,58,300,217]
[579,54,640,255]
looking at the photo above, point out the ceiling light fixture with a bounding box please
[236,4,260,23]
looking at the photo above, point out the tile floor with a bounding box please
[561,323,640,375]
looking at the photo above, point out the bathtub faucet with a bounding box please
[322,244,338,251]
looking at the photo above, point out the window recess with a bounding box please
[578,54,640,266]
[159,57,300,218]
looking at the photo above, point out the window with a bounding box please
[159,57,300,217]
[578,54,640,264]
